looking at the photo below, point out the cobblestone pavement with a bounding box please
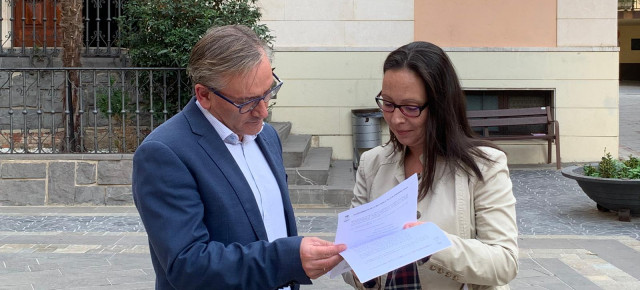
[512,170,640,239]
[2,171,638,238]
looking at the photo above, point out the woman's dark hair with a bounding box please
[383,41,501,200]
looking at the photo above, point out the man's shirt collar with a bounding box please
[196,100,262,145]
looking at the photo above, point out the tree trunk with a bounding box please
[59,0,84,152]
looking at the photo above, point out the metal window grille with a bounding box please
[0,0,123,59]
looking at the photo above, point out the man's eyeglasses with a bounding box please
[209,73,283,114]
[375,92,428,117]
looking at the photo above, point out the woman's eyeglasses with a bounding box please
[375,92,428,117]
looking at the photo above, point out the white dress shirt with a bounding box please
[196,101,288,242]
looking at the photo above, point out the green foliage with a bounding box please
[119,0,272,68]
[597,151,617,178]
[96,77,131,123]
[583,149,640,179]
[624,155,640,168]
[117,0,273,117]
[583,164,598,176]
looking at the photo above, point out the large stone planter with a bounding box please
[561,165,640,221]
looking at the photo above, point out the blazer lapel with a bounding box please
[182,98,268,240]
[256,130,298,237]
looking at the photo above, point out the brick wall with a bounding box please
[0,154,133,206]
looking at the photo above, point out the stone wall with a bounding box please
[0,154,133,206]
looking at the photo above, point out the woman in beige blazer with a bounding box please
[343,42,518,290]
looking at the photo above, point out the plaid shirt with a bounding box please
[383,262,421,290]
[362,258,429,289]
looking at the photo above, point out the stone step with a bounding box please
[286,147,332,185]
[282,134,311,168]
[288,160,355,207]
[269,122,291,142]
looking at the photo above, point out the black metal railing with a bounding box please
[0,67,191,153]
[0,0,123,59]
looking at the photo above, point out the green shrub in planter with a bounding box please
[583,150,640,179]
[562,150,640,221]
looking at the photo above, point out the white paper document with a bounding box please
[329,174,452,282]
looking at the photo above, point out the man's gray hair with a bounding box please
[187,25,272,90]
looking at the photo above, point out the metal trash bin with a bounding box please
[352,108,383,169]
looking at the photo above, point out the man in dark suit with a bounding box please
[132,25,346,290]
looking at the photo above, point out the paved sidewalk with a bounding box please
[1,169,640,289]
[0,83,639,289]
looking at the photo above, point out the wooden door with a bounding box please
[12,0,62,47]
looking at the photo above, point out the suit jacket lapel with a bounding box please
[256,129,298,237]
[182,98,269,240]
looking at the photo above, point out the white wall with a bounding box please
[258,0,413,159]
[259,0,414,49]
[557,0,618,46]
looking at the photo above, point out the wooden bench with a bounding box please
[467,106,561,169]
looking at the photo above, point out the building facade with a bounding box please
[619,0,640,80]
[259,0,620,164]
[0,0,622,163]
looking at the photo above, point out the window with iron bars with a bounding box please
[0,0,123,58]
